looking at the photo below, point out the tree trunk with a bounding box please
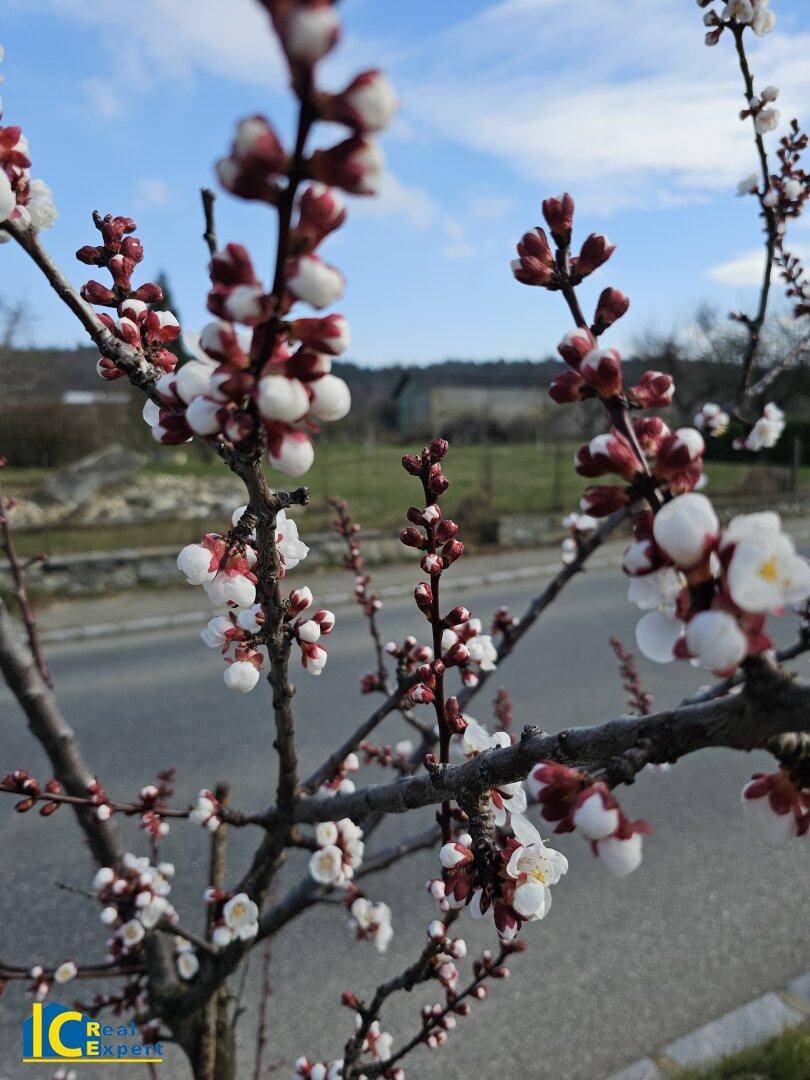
[171,991,237,1080]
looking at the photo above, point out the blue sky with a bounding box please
[2,0,810,365]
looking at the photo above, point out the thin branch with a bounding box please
[201,188,218,257]
[0,598,121,867]
[0,472,52,687]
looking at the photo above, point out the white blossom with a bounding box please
[204,571,256,608]
[724,513,810,613]
[223,893,259,940]
[652,492,719,569]
[177,543,217,585]
[309,844,346,885]
[505,816,568,921]
[54,961,77,984]
[685,610,747,671]
[177,949,200,980]
[223,660,261,694]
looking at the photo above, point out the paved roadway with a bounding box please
[0,553,808,1079]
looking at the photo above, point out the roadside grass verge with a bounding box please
[681,1022,810,1079]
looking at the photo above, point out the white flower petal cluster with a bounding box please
[350,897,393,952]
[504,815,568,921]
[309,819,364,886]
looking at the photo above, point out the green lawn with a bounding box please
[682,1022,810,1079]
[4,441,809,557]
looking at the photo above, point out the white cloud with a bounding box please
[353,172,439,229]
[134,178,170,207]
[83,77,125,120]
[707,249,767,287]
[393,0,810,213]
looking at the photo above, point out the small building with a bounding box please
[394,368,555,440]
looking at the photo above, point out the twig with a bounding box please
[253,944,273,1080]
[201,188,218,257]
[0,471,52,686]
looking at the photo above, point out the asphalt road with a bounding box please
[1,552,808,1080]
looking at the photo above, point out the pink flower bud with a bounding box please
[81,281,117,307]
[593,287,630,332]
[324,69,398,133]
[294,183,347,249]
[656,428,704,479]
[309,135,384,196]
[287,347,332,383]
[420,553,444,575]
[442,538,464,564]
[199,321,250,367]
[265,425,315,477]
[210,242,257,286]
[410,683,435,705]
[313,609,335,634]
[580,485,630,517]
[97,356,124,381]
[570,233,615,282]
[579,432,637,481]
[186,395,226,436]
[274,0,340,65]
[548,369,588,404]
[580,347,623,397]
[511,227,556,286]
[633,416,670,455]
[400,527,425,549]
[541,192,575,244]
[151,409,193,445]
[289,313,350,356]
[628,370,675,409]
[285,254,345,309]
[557,328,597,369]
[444,642,470,667]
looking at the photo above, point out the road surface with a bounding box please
[0,550,808,1079]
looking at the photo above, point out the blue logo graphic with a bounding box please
[22,1001,163,1063]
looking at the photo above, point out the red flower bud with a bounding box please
[435,519,459,544]
[400,527,425,550]
[442,539,464,564]
[579,347,623,397]
[570,233,615,282]
[579,485,631,517]
[557,327,597,369]
[133,282,164,303]
[542,193,575,245]
[593,287,630,333]
[81,281,117,307]
[402,454,423,475]
[633,416,670,456]
[511,227,556,287]
[627,371,675,409]
[429,437,449,461]
[549,369,589,405]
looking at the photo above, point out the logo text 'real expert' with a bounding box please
[22,1001,164,1063]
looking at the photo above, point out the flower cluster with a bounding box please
[630,498,810,673]
[93,855,177,957]
[348,896,393,953]
[0,91,57,235]
[457,718,525,828]
[317,753,360,797]
[294,1057,348,1080]
[439,816,568,942]
[205,889,259,948]
[701,0,776,46]
[72,214,179,386]
[740,769,810,846]
[733,401,785,451]
[178,505,331,690]
[174,937,200,981]
[1,769,62,816]
[693,402,730,438]
[527,764,652,876]
[309,819,364,886]
[189,788,224,832]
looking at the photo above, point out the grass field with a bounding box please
[4,441,808,557]
[682,1023,810,1079]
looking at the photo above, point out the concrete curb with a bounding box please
[38,553,623,644]
[608,972,810,1079]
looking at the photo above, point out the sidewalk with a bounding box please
[33,540,628,643]
[610,973,810,1078]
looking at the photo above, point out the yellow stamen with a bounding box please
[757,555,780,584]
